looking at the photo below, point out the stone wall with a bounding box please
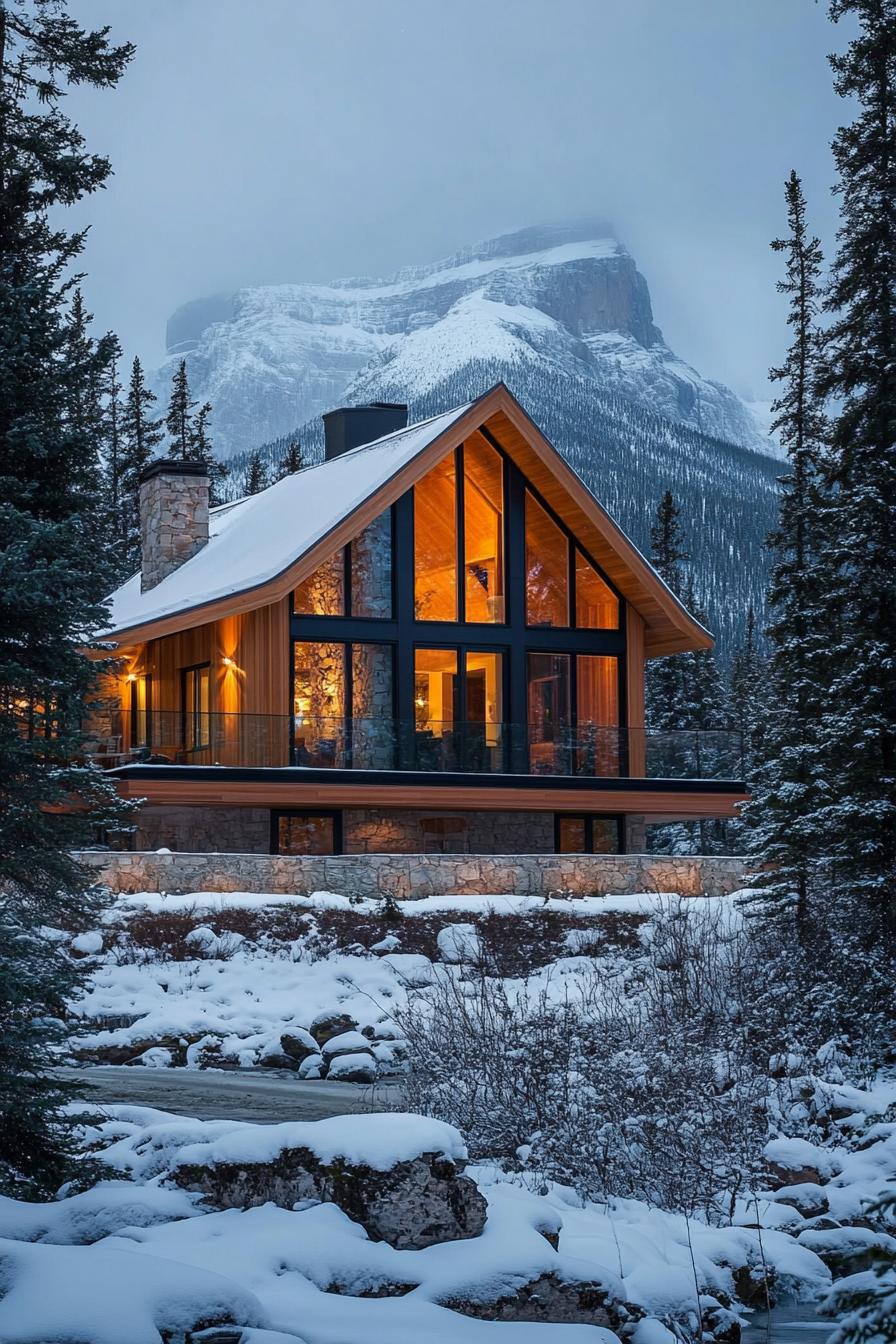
[133,806,271,854]
[75,849,748,901]
[139,463,209,592]
[343,808,554,854]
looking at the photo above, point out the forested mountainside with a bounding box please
[231,362,782,659]
[156,222,771,462]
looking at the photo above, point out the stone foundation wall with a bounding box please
[134,806,271,854]
[75,849,748,901]
[343,808,555,855]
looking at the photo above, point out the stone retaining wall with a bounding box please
[73,850,748,900]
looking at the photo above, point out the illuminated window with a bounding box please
[414,648,458,735]
[576,654,620,776]
[276,812,338,855]
[293,641,393,769]
[464,438,504,623]
[129,674,152,750]
[415,455,457,621]
[556,815,622,853]
[527,653,571,773]
[294,550,344,616]
[575,550,619,629]
[182,664,210,752]
[525,493,568,626]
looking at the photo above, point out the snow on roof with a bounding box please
[103,401,472,637]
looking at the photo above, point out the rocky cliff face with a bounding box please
[154,223,770,461]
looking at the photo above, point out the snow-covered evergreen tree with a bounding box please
[165,358,195,461]
[276,438,304,477]
[244,450,269,495]
[0,0,133,1195]
[742,172,833,925]
[729,606,766,778]
[814,0,896,924]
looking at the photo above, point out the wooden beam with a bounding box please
[114,776,747,818]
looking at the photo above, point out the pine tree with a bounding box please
[99,334,126,573]
[813,0,896,923]
[120,356,163,573]
[645,492,728,736]
[0,0,133,1195]
[276,439,304,477]
[165,358,194,460]
[742,172,833,926]
[190,400,229,505]
[729,606,766,778]
[244,450,269,495]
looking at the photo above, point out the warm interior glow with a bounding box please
[575,551,619,629]
[464,437,504,623]
[525,493,569,627]
[414,454,457,621]
[414,648,457,734]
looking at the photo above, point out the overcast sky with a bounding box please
[67,0,847,402]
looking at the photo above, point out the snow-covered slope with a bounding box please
[155,223,770,461]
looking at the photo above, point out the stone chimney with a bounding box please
[139,460,209,592]
[322,402,408,460]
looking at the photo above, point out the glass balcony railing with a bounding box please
[84,710,744,781]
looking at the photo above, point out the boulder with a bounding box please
[170,1146,487,1250]
[310,1011,358,1046]
[258,1051,298,1071]
[771,1183,830,1220]
[279,1028,320,1063]
[326,1052,378,1083]
[298,1055,324,1080]
[321,1030,375,1060]
[441,1273,630,1327]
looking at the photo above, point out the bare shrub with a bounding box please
[396,898,770,1220]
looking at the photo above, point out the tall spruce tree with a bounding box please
[0,0,133,1195]
[276,438,304,477]
[165,358,195,460]
[120,356,163,573]
[244,449,269,495]
[729,606,766,779]
[814,0,896,923]
[190,399,229,505]
[743,172,832,924]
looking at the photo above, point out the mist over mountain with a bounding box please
[157,222,772,461]
[156,223,782,656]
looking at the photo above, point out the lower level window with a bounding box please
[274,811,340,855]
[556,814,622,854]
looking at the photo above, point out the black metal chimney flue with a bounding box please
[322,402,408,460]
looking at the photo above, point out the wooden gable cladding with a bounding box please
[100,383,710,657]
[107,599,290,729]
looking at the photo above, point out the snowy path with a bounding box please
[55,1065,405,1121]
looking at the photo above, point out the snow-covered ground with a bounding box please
[2,1090,894,1343]
[14,887,890,1343]
[67,888,666,1076]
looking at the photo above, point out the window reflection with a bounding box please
[277,813,336,855]
[294,550,345,616]
[415,455,457,621]
[525,493,568,626]
[464,438,504,623]
[527,652,571,773]
[575,551,619,629]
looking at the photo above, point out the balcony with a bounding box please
[88,711,744,782]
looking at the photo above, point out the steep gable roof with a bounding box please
[100,384,711,656]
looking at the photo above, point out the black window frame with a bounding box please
[554,813,625,854]
[180,662,211,753]
[293,505,396,622]
[129,672,153,751]
[270,808,342,856]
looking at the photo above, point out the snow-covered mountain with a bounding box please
[156,223,771,462]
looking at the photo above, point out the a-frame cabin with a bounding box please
[89,384,747,856]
